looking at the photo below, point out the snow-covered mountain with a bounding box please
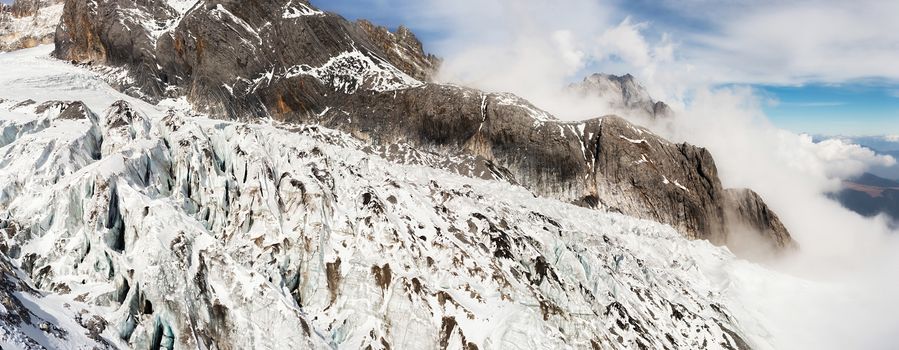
[52,0,792,251]
[0,1,806,349]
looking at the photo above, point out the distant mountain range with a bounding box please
[832,172,899,224]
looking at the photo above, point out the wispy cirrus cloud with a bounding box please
[625,0,899,85]
[779,101,847,107]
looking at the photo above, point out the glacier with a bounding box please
[0,45,856,350]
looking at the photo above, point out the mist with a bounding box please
[393,0,899,348]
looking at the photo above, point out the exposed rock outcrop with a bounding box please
[0,0,62,51]
[596,117,792,248]
[356,19,441,81]
[50,0,792,251]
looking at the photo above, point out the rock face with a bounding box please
[50,0,793,252]
[355,19,441,81]
[0,0,63,52]
[568,73,673,119]
[594,116,792,249]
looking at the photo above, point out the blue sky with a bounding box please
[313,0,899,136]
[759,84,899,136]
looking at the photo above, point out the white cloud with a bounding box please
[378,0,618,119]
[800,135,896,180]
[648,87,899,349]
[551,30,586,74]
[595,18,652,68]
[665,0,899,85]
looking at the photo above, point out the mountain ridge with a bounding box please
[50,0,793,252]
[833,172,899,225]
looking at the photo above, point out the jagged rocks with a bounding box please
[0,0,62,51]
[355,19,441,81]
[0,253,114,348]
[592,116,792,249]
[724,188,795,256]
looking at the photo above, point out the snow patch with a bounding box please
[281,49,423,94]
[619,135,647,144]
[282,1,324,18]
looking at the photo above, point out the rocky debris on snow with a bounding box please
[0,243,115,349]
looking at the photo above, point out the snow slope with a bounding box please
[0,45,849,349]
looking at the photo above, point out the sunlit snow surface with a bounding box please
[0,46,861,349]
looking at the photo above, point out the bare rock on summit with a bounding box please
[568,73,673,119]
[356,19,442,81]
[51,0,793,252]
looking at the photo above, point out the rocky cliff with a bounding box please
[0,0,62,51]
[50,0,793,252]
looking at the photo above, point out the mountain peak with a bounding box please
[571,72,671,119]
[355,19,441,81]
